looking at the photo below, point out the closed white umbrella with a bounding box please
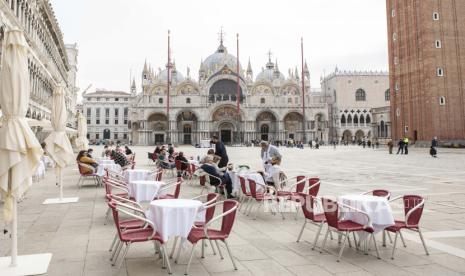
[0,28,51,274]
[43,86,78,204]
[75,113,89,150]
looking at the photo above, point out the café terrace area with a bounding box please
[1,145,465,276]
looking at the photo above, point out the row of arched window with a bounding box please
[341,114,371,126]
[355,89,391,102]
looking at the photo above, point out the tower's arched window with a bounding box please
[355,89,366,101]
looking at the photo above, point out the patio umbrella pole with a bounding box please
[9,169,18,267]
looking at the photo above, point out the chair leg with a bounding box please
[110,240,122,261]
[224,240,238,270]
[161,245,173,274]
[320,228,330,253]
[399,231,407,247]
[382,230,386,247]
[184,243,197,275]
[175,240,182,263]
[201,240,205,258]
[104,207,111,225]
[337,231,349,262]
[209,239,217,255]
[391,232,399,259]
[296,220,307,242]
[170,236,178,259]
[352,232,358,250]
[312,222,324,250]
[117,243,131,270]
[215,240,224,259]
[418,229,429,255]
[109,233,118,252]
[112,242,124,265]
[371,233,380,259]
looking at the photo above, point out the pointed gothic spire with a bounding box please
[247,58,253,73]
[274,59,279,72]
[143,59,148,72]
[294,66,300,80]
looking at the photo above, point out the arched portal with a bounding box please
[212,105,242,144]
[283,112,303,140]
[218,122,235,144]
[256,111,277,141]
[147,113,168,144]
[176,111,197,144]
[209,79,244,103]
[355,130,365,143]
[103,129,111,140]
[342,129,352,142]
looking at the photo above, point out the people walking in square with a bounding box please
[396,139,404,154]
[387,140,394,154]
[403,137,409,155]
[431,136,439,157]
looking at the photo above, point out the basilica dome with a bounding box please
[202,43,242,75]
[157,67,185,83]
[256,60,285,83]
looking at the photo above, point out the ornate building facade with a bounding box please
[128,40,330,145]
[0,0,78,131]
[387,0,465,145]
[322,68,390,143]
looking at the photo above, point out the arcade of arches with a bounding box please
[131,106,329,145]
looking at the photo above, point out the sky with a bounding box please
[50,0,389,100]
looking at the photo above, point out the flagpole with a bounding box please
[166,30,171,143]
[236,33,241,144]
[301,37,307,143]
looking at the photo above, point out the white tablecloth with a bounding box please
[123,169,154,183]
[97,163,121,177]
[98,159,115,165]
[339,194,395,234]
[128,180,166,202]
[200,139,211,148]
[229,171,265,194]
[146,199,203,242]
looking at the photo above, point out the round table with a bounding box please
[339,194,395,234]
[123,169,154,183]
[97,159,115,165]
[146,199,203,242]
[128,180,166,202]
[97,163,121,177]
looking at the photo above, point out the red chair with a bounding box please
[385,195,429,259]
[238,176,252,212]
[77,162,100,188]
[156,178,182,200]
[362,189,391,199]
[320,197,380,261]
[199,175,207,195]
[171,193,220,260]
[108,201,172,273]
[246,179,276,219]
[181,200,239,275]
[153,169,163,181]
[296,193,327,250]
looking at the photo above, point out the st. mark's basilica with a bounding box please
[127,38,329,145]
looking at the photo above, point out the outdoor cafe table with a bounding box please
[229,171,266,194]
[96,158,114,165]
[339,194,395,238]
[146,199,203,243]
[96,163,121,177]
[128,180,166,202]
[123,169,154,183]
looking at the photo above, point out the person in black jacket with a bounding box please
[396,139,404,154]
[200,155,234,198]
[211,135,229,168]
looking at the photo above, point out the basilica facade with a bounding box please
[128,40,330,146]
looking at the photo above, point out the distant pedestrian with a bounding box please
[403,137,409,155]
[396,139,404,154]
[431,136,439,157]
[429,146,437,158]
[387,140,394,154]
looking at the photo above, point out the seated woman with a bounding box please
[200,155,234,198]
[110,150,131,169]
[157,149,175,169]
[77,150,98,174]
[260,156,283,188]
[175,152,189,177]
[124,145,133,155]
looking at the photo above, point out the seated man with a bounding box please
[158,148,175,169]
[110,150,131,169]
[175,151,189,176]
[200,155,234,198]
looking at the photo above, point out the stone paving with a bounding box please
[1,145,465,275]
